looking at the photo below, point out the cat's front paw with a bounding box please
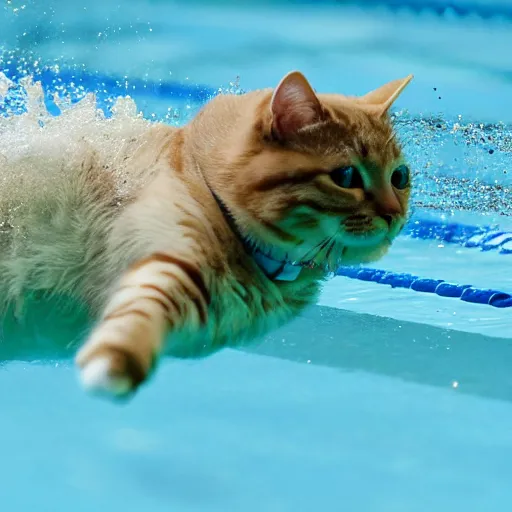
[77,345,148,400]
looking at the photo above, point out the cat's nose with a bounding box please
[373,188,402,218]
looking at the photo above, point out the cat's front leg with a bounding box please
[75,251,210,399]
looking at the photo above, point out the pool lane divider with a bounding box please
[338,218,512,308]
[336,267,512,308]
[403,218,512,254]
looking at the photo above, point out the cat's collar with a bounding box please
[210,191,303,282]
[245,240,303,282]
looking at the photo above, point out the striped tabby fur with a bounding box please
[0,71,413,399]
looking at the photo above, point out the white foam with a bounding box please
[0,75,152,190]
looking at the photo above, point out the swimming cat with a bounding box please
[0,70,413,399]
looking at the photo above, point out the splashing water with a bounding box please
[0,61,511,221]
[0,68,190,245]
[393,112,512,217]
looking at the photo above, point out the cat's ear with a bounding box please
[270,71,324,140]
[360,75,413,117]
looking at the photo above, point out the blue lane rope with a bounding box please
[336,266,512,308]
[403,218,512,254]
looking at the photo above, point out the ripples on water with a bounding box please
[1,53,511,220]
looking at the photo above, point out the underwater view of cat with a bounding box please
[0,70,413,399]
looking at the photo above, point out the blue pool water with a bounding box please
[1,1,512,510]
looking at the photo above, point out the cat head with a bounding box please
[201,71,413,271]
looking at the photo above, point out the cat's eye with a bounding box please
[330,166,363,189]
[391,165,410,190]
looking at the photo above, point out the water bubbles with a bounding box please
[0,72,14,99]
[394,110,512,215]
[111,96,138,119]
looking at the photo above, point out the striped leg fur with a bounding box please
[76,252,209,399]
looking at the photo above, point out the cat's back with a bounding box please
[0,113,175,211]
[0,113,176,310]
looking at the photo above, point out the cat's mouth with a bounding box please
[305,233,390,268]
[251,214,400,274]
[292,218,397,269]
[340,226,389,248]
[341,215,400,247]
[243,226,393,280]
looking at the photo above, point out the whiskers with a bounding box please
[295,236,331,265]
[294,227,343,271]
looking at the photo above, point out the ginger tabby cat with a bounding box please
[2,71,414,399]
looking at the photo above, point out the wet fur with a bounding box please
[0,71,413,397]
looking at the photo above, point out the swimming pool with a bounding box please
[1,1,512,510]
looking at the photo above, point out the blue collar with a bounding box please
[246,241,303,282]
[211,192,304,282]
